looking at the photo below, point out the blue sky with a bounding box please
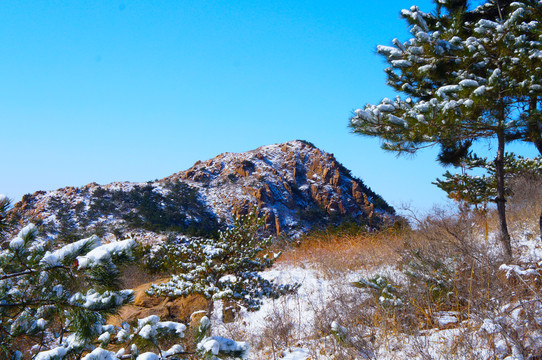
[1,0,536,213]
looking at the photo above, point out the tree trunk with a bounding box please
[528,96,542,244]
[495,129,512,260]
[207,299,214,320]
[532,138,542,155]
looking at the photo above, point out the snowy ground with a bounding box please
[209,233,542,360]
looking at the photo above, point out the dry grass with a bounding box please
[252,175,542,358]
[277,227,405,276]
[507,173,542,242]
[119,263,169,289]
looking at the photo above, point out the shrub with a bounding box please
[227,173,238,183]
[353,275,402,308]
[147,209,297,312]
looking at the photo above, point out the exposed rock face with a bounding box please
[108,280,210,331]
[8,140,394,240]
[163,140,394,234]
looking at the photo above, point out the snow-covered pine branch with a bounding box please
[0,224,143,359]
[148,209,297,311]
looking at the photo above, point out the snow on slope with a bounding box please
[165,140,394,234]
[208,232,542,360]
[9,140,394,241]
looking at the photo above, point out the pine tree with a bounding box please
[435,153,542,205]
[147,209,296,313]
[349,0,542,260]
[0,215,190,359]
[0,195,11,240]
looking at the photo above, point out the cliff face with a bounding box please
[8,140,394,240]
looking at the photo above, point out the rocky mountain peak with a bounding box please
[165,139,393,234]
[8,140,394,241]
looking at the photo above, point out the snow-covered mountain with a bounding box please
[8,140,394,240]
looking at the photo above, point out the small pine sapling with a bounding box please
[148,209,297,313]
[435,154,542,206]
[353,275,403,307]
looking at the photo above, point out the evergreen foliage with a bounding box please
[0,198,252,359]
[99,181,218,236]
[147,210,297,311]
[353,275,402,308]
[0,223,141,359]
[34,180,219,240]
[349,0,542,259]
[0,195,11,239]
[435,153,542,206]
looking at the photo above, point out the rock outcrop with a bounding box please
[163,140,394,234]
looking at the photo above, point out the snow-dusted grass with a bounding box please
[207,204,542,360]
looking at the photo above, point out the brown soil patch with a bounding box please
[109,278,210,327]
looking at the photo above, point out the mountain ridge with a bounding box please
[7,140,395,241]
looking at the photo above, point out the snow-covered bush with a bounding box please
[148,210,297,311]
[195,316,249,360]
[197,336,249,360]
[353,275,403,307]
[135,234,188,274]
[0,221,187,359]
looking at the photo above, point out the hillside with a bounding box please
[7,140,394,241]
[3,144,542,359]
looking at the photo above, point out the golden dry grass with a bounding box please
[277,227,405,276]
[256,197,542,358]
